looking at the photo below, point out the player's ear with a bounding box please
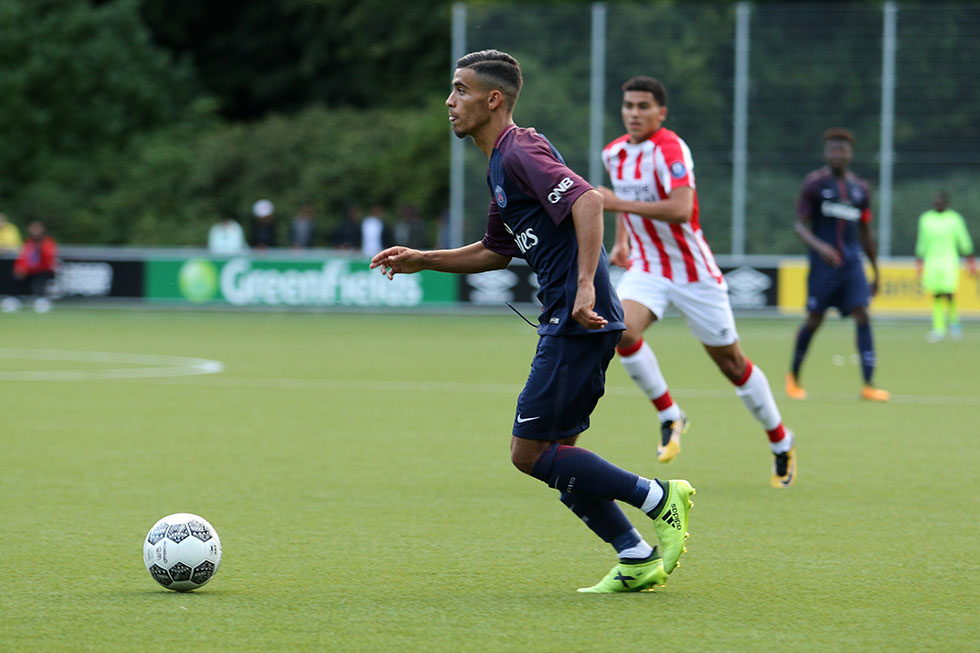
[488,89,503,111]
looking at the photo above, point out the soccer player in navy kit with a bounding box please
[371,50,695,593]
[786,128,890,402]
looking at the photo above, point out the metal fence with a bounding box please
[449,2,980,258]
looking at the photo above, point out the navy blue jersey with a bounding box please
[797,168,872,265]
[481,125,624,336]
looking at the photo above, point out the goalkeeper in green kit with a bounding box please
[915,190,977,341]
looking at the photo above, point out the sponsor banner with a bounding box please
[0,257,143,298]
[460,264,780,309]
[145,257,457,307]
[459,267,540,305]
[721,265,778,308]
[777,260,980,314]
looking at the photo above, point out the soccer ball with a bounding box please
[143,513,222,591]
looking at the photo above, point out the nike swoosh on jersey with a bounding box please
[516,414,541,423]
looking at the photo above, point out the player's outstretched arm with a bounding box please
[570,189,608,330]
[597,185,693,224]
[370,242,510,279]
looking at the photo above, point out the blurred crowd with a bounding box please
[207,200,443,257]
[0,213,57,313]
[0,203,446,313]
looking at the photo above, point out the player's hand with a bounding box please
[572,282,608,330]
[596,186,621,212]
[870,276,880,297]
[816,242,842,267]
[968,257,978,278]
[370,246,424,279]
[609,243,630,268]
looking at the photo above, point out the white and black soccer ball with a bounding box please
[143,513,222,592]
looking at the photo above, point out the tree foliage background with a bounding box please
[1,0,454,245]
[1,0,977,252]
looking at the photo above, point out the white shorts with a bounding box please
[617,270,738,346]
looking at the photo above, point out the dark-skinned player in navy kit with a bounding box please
[370,50,694,593]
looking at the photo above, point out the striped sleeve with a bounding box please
[655,133,693,191]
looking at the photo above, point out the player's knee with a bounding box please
[619,325,647,351]
[510,445,539,476]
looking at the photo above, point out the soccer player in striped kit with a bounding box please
[598,76,796,488]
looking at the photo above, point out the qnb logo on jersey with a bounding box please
[547,176,575,204]
[504,222,539,254]
[820,200,862,222]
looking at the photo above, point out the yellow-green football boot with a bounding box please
[577,553,668,593]
[648,479,695,573]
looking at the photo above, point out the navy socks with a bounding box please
[559,492,640,551]
[532,444,640,502]
[791,325,813,378]
[857,321,875,384]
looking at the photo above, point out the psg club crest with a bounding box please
[670,162,687,179]
[494,185,508,207]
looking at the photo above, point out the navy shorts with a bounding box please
[807,260,869,316]
[513,330,622,440]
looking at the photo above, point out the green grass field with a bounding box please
[2,307,977,651]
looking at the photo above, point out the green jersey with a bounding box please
[915,209,973,292]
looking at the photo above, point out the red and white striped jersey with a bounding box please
[602,128,723,284]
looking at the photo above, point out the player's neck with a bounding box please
[472,116,516,158]
[828,165,848,178]
[628,127,660,144]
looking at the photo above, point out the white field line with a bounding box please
[147,374,980,407]
[0,348,223,381]
[0,348,976,407]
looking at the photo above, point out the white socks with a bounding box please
[618,539,654,561]
[734,363,782,431]
[620,341,682,423]
[640,479,665,514]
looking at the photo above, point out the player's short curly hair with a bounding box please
[822,127,855,144]
[622,76,667,107]
[456,49,522,108]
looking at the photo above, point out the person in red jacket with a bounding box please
[13,221,58,312]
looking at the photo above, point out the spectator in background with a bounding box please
[0,212,22,253]
[12,221,58,313]
[332,205,362,251]
[361,204,388,258]
[393,204,430,250]
[208,213,249,255]
[250,199,278,250]
[289,202,317,249]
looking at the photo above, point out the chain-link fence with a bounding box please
[450,2,980,259]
